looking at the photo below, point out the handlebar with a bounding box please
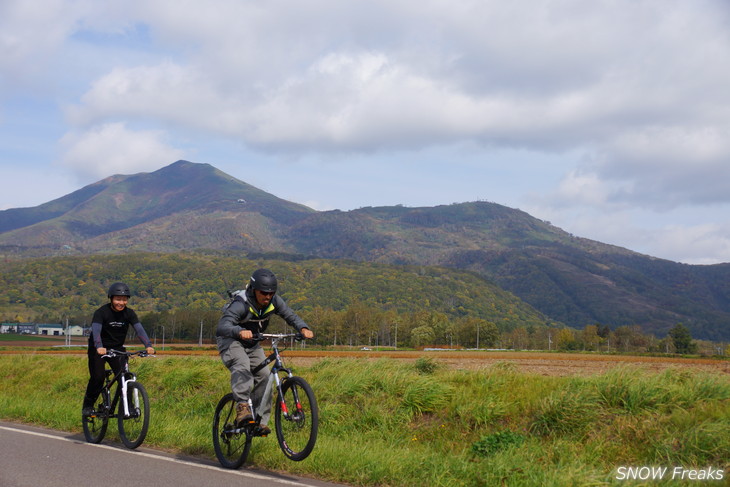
[252,332,304,342]
[102,349,154,359]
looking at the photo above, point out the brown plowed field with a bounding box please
[2,336,728,376]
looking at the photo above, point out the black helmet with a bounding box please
[107,282,131,298]
[249,268,278,294]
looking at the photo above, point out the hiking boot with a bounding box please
[254,425,271,437]
[235,402,253,425]
[82,406,94,417]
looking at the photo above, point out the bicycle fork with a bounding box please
[276,375,304,421]
[120,373,139,418]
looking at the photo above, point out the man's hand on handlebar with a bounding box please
[146,346,155,355]
[239,329,254,340]
[97,347,107,355]
[301,328,314,339]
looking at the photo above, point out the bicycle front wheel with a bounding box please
[275,376,318,461]
[213,393,252,469]
[82,389,110,444]
[118,382,150,449]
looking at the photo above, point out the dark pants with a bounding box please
[83,346,124,409]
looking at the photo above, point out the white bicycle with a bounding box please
[82,349,152,449]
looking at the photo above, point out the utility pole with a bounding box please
[199,320,203,347]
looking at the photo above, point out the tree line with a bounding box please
[1,252,723,355]
[134,305,716,356]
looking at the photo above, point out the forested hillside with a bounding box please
[0,252,549,348]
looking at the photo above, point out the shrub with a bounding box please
[471,431,526,457]
[414,357,441,374]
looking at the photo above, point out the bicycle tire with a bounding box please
[212,393,252,469]
[118,381,150,449]
[82,389,110,444]
[275,376,318,461]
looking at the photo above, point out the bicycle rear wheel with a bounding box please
[213,393,252,469]
[118,382,150,449]
[82,389,110,444]
[275,376,318,461]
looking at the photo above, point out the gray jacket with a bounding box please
[216,288,308,347]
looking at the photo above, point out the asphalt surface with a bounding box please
[0,421,345,487]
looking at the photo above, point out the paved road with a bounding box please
[0,422,344,487]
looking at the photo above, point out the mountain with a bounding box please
[2,160,729,341]
[284,204,730,341]
[0,161,314,253]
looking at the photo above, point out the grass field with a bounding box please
[1,350,728,486]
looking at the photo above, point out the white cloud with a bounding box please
[650,223,730,265]
[59,0,730,157]
[0,0,77,90]
[59,122,184,179]
[553,126,730,211]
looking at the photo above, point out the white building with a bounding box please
[37,324,64,336]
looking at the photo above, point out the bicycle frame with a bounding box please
[101,350,143,418]
[247,334,295,422]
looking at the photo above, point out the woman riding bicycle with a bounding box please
[82,282,155,417]
[216,269,314,436]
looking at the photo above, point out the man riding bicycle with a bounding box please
[216,268,314,436]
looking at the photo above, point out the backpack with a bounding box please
[223,288,247,311]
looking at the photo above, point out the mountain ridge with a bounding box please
[2,160,729,341]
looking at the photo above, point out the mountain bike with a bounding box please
[212,333,318,468]
[82,349,152,449]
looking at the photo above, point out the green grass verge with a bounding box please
[1,354,728,486]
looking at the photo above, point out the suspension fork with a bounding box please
[274,370,290,416]
[275,370,305,418]
[119,364,137,418]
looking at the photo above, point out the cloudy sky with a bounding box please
[2,0,730,264]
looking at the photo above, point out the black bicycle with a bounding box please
[82,349,152,449]
[213,333,318,468]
